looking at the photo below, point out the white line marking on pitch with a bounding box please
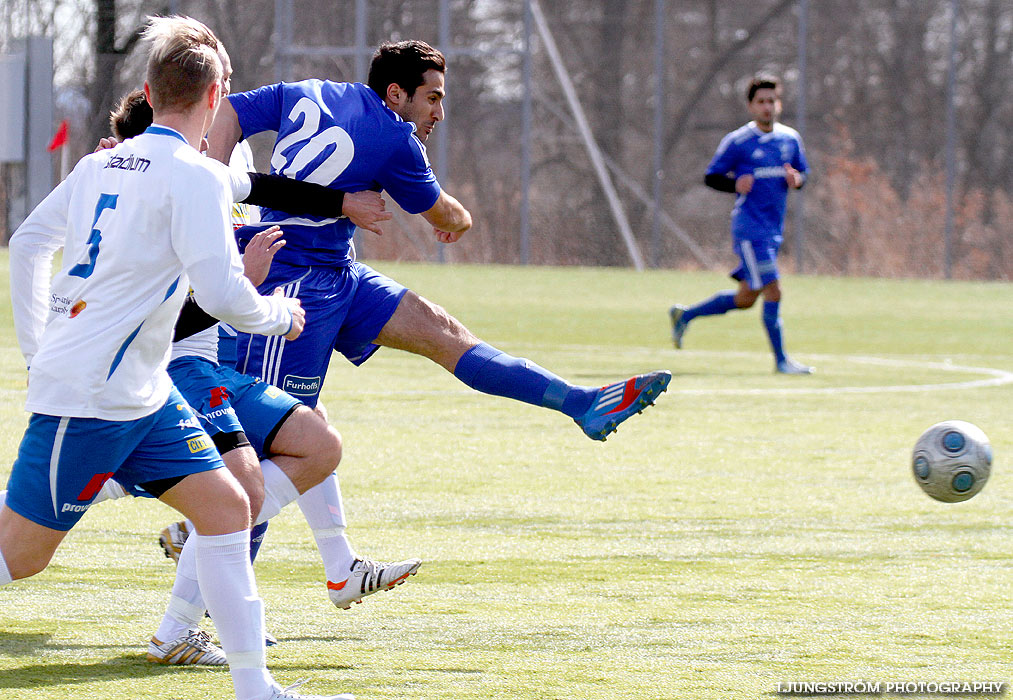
[667,355,1013,396]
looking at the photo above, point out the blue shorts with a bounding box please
[232,260,407,407]
[730,237,782,290]
[168,356,301,457]
[3,388,223,531]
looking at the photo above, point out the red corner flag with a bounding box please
[47,119,69,152]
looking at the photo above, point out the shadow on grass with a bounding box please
[0,631,56,656]
[0,630,145,657]
[0,650,195,690]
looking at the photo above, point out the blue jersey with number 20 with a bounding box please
[706,122,808,242]
[228,80,442,267]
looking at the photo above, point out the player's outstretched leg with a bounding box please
[453,343,671,441]
[574,370,672,441]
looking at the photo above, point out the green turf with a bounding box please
[0,256,1010,699]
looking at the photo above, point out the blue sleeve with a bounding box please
[793,135,809,175]
[377,134,441,215]
[228,84,286,138]
[706,133,740,177]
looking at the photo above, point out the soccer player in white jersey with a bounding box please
[96,79,419,667]
[669,74,813,375]
[0,15,352,700]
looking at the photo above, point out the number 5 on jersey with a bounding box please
[69,193,118,279]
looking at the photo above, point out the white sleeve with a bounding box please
[171,161,291,336]
[229,166,252,203]
[9,172,75,366]
[206,158,251,202]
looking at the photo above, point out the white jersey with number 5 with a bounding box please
[9,125,293,421]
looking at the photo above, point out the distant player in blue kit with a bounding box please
[207,39,669,441]
[669,74,813,375]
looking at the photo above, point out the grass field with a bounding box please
[0,257,1011,700]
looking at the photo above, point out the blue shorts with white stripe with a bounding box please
[730,236,782,290]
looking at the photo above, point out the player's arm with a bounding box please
[173,227,285,342]
[173,165,302,340]
[243,172,346,217]
[9,172,76,366]
[420,190,472,242]
[380,135,469,241]
[704,132,743,194]
[783,164,805,189]
[703,173,737,193]
[243,175,391,234]
[786,135,809,190]
[172,298,219,342]
[212,153,389,235]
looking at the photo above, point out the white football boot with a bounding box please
[158,520,191,563]
[146,628,226,666]
[776,357,815,375]
[327,557,421,609]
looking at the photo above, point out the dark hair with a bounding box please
[110,89,154,139]
[747,74,780,102]
[367,40,446,100]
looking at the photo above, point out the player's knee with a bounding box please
[323,425,342,469]
[307,424,342,481]
[215,486,252,532]
[419,297,455,335]
[411,294,472,346]
[190,478,252,534]
[735,293,758,308]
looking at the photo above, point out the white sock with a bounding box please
[154,535,205,642]
[90,478,128,505]
[297,472,356,582]
[193,530,275,700]
[254,459,300,526]
[0,548,12,586]
[0,489,6,509]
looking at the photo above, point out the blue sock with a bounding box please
[454,342,596,419]
[249,521,269,563]
[762,301,787,363]
[682,290,738,323]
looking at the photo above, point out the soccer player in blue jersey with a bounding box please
[669,74,813,375]
[206,39,669,442]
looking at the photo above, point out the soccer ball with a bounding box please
[911,420,993,503]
